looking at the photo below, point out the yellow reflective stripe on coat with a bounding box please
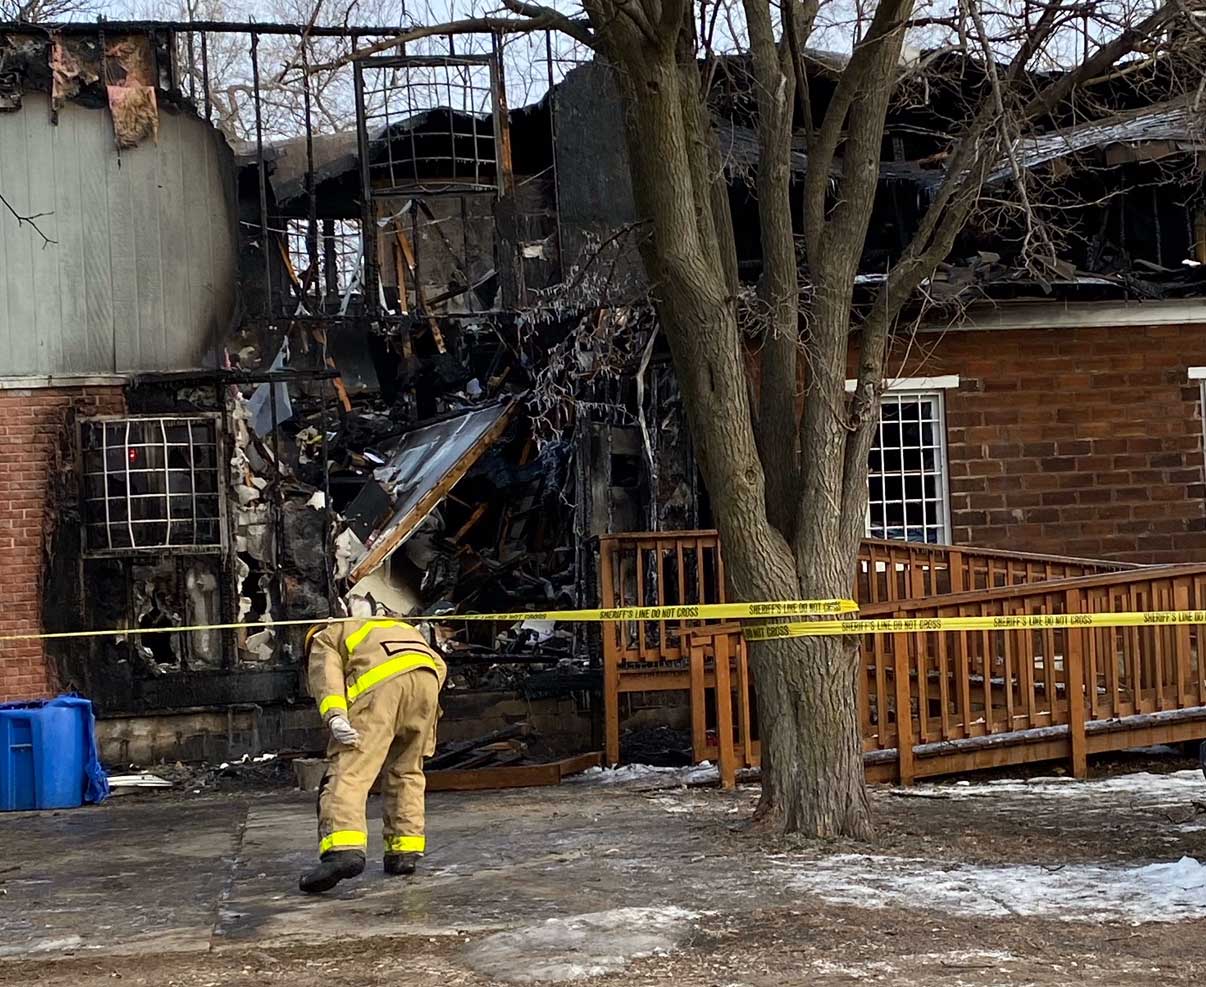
[385,834,426,854]
[319,830,367,854]
[318,694,347,717]
[344,619,418,655]
[346,651,440,703]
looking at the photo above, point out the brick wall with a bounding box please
[883,324,1206,564]
[0,385,125,702]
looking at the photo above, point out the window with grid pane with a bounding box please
[79,416,225,556]
[866,392,949,544]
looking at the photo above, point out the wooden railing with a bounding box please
[598,530,1142,770]
[676,563,1206,787]
[862,562,1206,783]
[597,532,727,764]
[857,538,1138,606]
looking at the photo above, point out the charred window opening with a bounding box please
[610,453,642,489]
[79,416,225,556]
[285,217,362,298]
[866,394,949,544]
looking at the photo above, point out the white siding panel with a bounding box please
[158,110,189,367]
[26,103,61,375]
[0,106,35,372]
[80,105,115,372]
[106,113,139,366]
[0,94,238,375]
[53,105,89,373]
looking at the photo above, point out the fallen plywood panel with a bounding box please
[349,400,520,582]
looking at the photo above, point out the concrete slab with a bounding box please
[0,782,778,963]
[0,799,245,957]
[211,785,777,949]
[6,766,1206,986]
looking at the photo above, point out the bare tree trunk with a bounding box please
[607,37,874,841]
[751,635,871,837]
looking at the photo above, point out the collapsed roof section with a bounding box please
[988,95,1206,183]
[547,52,1206,306]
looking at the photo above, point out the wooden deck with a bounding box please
[599,531,1206,785]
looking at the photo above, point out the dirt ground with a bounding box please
[4,750,1206,987]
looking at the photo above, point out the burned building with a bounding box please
[0,22,700,762]
[4,19,1206,762]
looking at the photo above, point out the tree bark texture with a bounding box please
[751,635,872,837]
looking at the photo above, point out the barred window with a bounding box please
[79,416,224,556]
[866,392,949,544]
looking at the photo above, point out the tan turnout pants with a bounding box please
[317,668,441,857]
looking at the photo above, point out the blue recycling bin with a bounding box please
[0,696,108,811]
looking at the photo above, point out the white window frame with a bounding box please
[1189,368,1206,459]
[849,376,958,545]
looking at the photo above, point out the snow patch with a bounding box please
[571,763,720,787]
[810,949,1016,978]
[462,906,698,982]
[0,935,85,958]
[777,853,1206,923]
[895,770,1205,805]
[810,945,1017,974]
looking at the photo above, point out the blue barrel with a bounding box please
[0,700,91,811]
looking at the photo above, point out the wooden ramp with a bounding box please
[599,531,1206,785]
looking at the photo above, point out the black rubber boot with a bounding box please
[299,850,366,894]
[384,852,420,877]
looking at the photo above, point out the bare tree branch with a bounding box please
[0,190,55,248]
[307,6,595,70]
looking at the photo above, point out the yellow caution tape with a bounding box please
[741,609,1206,642]
[452,600,859,622]
[0,598,858,643]
[16,601,1200,645]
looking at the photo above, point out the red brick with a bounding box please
[0,384,124,701]
[839,322,1206,563]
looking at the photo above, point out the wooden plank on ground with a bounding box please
[557,752,604,779]
[425,753,604,792]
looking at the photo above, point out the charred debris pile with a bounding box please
[113,301,671,696]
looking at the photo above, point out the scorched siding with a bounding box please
[0,95,238,376]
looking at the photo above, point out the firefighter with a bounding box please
[299,606,447,894]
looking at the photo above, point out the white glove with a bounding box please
[328,715,361,748]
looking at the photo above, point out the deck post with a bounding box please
[600,541,621,766]
[948,550,964,593]
[1064,589,1088,779]
[714,632,736,789]
[688,635,707,763]
[893,614,916,785]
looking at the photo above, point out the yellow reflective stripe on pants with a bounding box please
[319,830,367,855]
[344,619,418,656]
[346,652,439,703]
[385,834,425,854]
[319,694,347,717]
